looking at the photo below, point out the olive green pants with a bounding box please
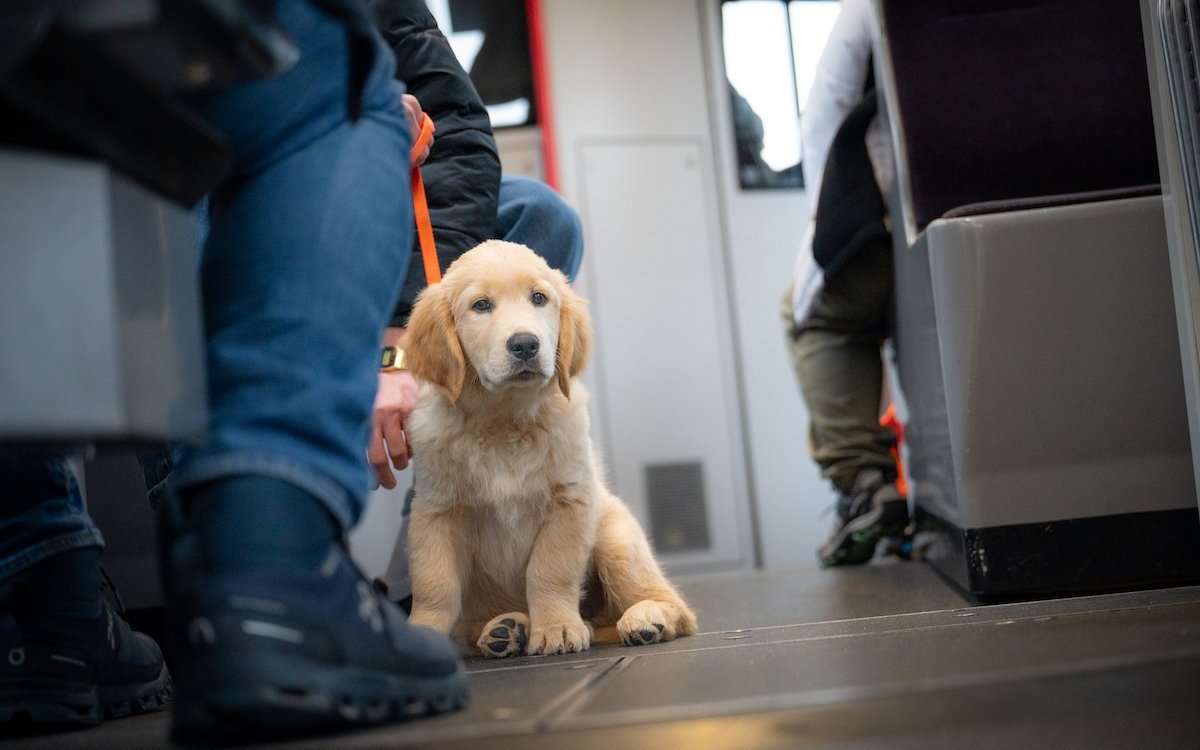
[782,240,898,495]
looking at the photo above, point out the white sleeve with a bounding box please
[799,0,876,201]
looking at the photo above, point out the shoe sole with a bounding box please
[818,500,909,568]
[0,664,172,727]
[171,649,469,743]
[101,665,173,720]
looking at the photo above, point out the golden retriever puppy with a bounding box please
[401,240,697,658]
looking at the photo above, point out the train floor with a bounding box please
[4,561,1199,749]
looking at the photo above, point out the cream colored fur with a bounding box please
[402,240,697,657]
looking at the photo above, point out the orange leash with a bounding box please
[411,113,440,284]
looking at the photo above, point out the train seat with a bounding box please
[0,148,208,444]
[875,0,1200,596]
[0,1,298,446]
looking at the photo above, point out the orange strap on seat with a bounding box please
[411,113,440,285]
[880,403,908,498]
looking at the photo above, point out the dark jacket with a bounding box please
[810,86,888,279]
[367,0,502,326]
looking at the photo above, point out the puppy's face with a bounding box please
[404,241,590,402]
[453,249,560,391]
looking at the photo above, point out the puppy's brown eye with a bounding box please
[472,298,492,313]
[531,291,547,306]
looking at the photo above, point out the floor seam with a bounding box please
[529,655,634,732]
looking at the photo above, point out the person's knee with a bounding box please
[497,176,583,280]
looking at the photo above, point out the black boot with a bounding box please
[160,477,467,743]
[0,546,171,726]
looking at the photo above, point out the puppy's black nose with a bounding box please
[507,333,540,361]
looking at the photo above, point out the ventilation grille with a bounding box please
[644,461,711,553]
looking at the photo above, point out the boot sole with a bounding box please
[818,501,909,567]
[0,664,171,726]
[171,649,469,743]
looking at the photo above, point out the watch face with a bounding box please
[381,346,406,370]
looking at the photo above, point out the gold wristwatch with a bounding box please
[380,345,408,372]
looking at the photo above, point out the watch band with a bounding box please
[380,345,408,371]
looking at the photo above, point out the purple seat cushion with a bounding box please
[881,0,1160,232]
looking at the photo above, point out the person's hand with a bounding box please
[403,93,433,167]
[368,368,421,489]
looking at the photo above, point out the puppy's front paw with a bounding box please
[617,600,673,646]
[528,618,591,655]
[477,612,530,658]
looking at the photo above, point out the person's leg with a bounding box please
[786,264,897,493]
[0,451,102,581]
[495,174,583,281]
[136,446,183,511]
[173,40,409,520]
[0,450,168,726]
[783,239,908,565]
[160,1,464,741]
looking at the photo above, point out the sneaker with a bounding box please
[0,549,171,727]
[817,469,910,567]
[160,481,468,743]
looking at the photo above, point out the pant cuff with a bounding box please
[0,529,105,581]
[172,451,357,532]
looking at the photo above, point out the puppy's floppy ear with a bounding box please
[554,273,591,399]
[402,283,465,404]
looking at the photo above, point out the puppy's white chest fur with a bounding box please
[460,420,556,507]
[409,383,597,614]
[409,383,592,511]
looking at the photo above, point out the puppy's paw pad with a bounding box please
[620,624,666,646]
[477,612,530,659]
[618,601,672,647]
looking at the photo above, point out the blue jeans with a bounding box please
[0,451,100,581]
[495,174,584,282]
[170,0,412,530]
[0,0,413,577]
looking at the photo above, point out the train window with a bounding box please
[721,0,840,190]
[427,0,537,128]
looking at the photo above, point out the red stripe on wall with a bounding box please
[526,0,559,190]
